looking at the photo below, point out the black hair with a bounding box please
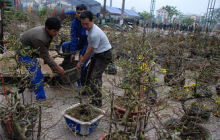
[80,10,93,22]
[45,17,62,30]
[76,4,87,11]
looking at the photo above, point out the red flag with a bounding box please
[53,7,56,15]
[3,2,6,7]
[17,0,19,5]
[63,7,64,14]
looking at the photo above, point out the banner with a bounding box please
[28,2,31,13]
[23,2,33,9]
[39,3,41,11]
[53,7,56,15]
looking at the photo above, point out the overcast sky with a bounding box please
[95,0,220,15]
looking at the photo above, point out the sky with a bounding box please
[95,0,220,16]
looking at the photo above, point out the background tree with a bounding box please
[182,17,195,25]
[163,5,179,23]
[131,6,136,12]
[138,11,151,20]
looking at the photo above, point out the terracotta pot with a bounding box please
[113,104,145,122]
[98,132,151,140]
[3,41,9,45]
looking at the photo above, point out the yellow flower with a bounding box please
[190,35,193,37]
[146,79,148,82]
[147,68,150,71]
[135,106,138,111]
[188,105,191,109]
[140,66,143,70]
[186,88,189,92]
[214,112,217,116]
[203,105,207,109]
[106,67,108,70]
[139,55,143,59]
[160,87,162,90]
[184,85,189,88]
[182,41,184,43]
[190,83,196,87]
[161,69,166,73]
[119,58,121,61]
[153,62,156,64]
[143,63,146,66]
[154,78,157,82]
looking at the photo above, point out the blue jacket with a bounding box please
[70,18,88,55]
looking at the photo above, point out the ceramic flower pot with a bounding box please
[61,103,105,135]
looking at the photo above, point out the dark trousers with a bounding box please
[84,50,112,106]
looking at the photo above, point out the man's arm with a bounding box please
[70,21,79,61]
[76,46,94,70]
[34,39,65,75]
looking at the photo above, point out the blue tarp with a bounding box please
[123,9,140,17]
[64,10,76,14]
[102,6,141,17]
[102,6,122,15]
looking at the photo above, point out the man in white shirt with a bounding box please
[76,10,112,107]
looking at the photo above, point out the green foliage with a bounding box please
[138,11,151,20]
[93,16,98,24]
[37,7,47,17]
[163,5,179,22]
[3,10,27,23]
[182,17,195,25]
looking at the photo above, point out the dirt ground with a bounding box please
[0,51,64,75]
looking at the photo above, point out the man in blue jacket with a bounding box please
[62,4,92,90]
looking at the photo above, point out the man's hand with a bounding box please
[79,55,83,61]
[55,65,65,75]
[70,54,75,62]
[76,62,82,70]
[50,67,55,73]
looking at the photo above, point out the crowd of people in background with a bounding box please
[140,22,203,32]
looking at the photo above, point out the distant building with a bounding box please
[156,8,169,22]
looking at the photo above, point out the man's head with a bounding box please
[76,4,87,21]
[80,10,94,31]
[45,17,62,37]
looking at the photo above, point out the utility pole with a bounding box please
[204,0,216,33]
[0,0,3,54]
[120,0,125,25]
[102,0,106,25]
[150,0,156,28]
